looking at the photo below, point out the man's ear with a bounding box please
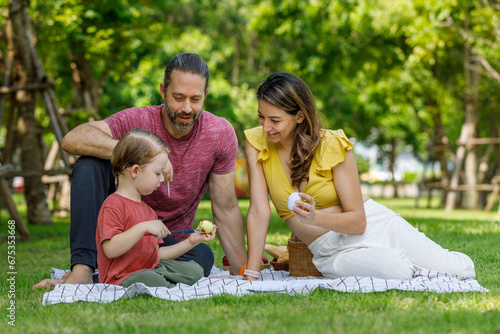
[160,83,166,101]
[297,110,305,124]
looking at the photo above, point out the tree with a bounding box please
[6,0,52,224]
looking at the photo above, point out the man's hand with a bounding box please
[163,159,174,183]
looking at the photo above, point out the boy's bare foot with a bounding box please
[32,264,94,290]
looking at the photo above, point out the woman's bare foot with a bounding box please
[32,264,94,290]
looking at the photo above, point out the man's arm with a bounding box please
[208,171,247,274]
[61,121,117,160]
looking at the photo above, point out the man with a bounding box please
[33,53,247,288]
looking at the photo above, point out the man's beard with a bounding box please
[165,104,203,131]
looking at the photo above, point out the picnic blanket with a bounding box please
[41,267,488,305]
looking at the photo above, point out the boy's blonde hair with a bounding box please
[111,128,170,178]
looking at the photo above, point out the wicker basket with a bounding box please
[270,258,289,272]
[287,235,322,277]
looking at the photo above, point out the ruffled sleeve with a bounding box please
[244,127,270,162]
[316,129,353,178]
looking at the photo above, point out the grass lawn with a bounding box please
[0,196,499,333]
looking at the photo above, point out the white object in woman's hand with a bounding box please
[291,193,316,224]
[287,192,302,211]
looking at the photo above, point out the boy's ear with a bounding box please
[129,164,140,178]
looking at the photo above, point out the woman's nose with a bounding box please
[262,120,272,132]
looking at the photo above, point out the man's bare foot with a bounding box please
[32,278,63,290]
[62,264,94,284]
[32,264,94,290]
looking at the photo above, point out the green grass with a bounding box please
[0,196,499,333]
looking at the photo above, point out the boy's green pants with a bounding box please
[120,259,203,288]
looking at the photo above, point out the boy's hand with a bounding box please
[188,225,217,245]
[142,220,169,239]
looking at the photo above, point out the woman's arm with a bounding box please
[292,150,367,234]
[245,139,272,278]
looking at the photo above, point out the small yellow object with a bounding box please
[199,220,214,233]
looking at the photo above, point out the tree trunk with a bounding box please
[8,0,52,224]
[389,137,399,198]
[461,41,481,210]
[68,37,100,114]
[445,27,481,211]
[430,109,450,207]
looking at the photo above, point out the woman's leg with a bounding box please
[310,231,414,280]
[364,200,475,278]
[383,215,475,278]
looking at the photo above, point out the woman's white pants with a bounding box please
[308,199,475,280]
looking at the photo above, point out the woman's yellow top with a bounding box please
[244,127,353,220]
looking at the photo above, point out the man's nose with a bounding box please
[181,99,192,112]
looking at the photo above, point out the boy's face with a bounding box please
[135,152,170,196]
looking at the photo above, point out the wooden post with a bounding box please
[484,176,500,212]
[0,165,30,241]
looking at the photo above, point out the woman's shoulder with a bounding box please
[315,129,353,173]
[322,129,349,140]
[320,129,352,148]
[244,126,270,161]
[244,126,267,149]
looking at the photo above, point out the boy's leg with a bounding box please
[121,269,176,288]
[120,260,203,288]
[160,236,214,277]
[156,259,204,285]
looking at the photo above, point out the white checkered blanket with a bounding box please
[41,267,488,305]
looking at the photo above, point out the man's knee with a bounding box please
[191,243,214,277]
[73,156,111,176]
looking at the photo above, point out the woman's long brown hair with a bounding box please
[256,72,323,189]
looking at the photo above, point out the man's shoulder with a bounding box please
[116,105,162,116]
[200,110,231,126]
[199,111,235,137]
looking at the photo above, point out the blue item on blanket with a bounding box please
[41,267,488,305]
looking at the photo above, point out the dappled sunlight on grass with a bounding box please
[375,197,499,223]
[0,197,499,333]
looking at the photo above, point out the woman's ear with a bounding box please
[296,110,305,124]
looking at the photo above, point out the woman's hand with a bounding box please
[291,193,316,225]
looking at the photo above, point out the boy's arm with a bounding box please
[102,220,168,258]
[158,227,217,260]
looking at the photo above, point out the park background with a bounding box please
[0,1,499,333]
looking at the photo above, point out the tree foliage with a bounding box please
[1,0,499,208]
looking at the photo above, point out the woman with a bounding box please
[241,72,475,281]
